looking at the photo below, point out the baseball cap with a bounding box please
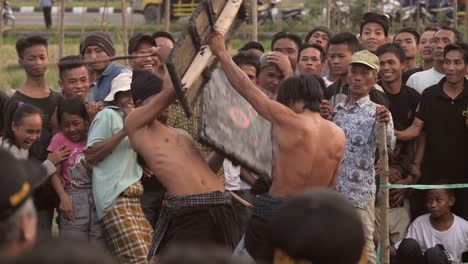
[104,72,133,102]
[128,33,156,55]
[350,50,380,72]
[360,12,390,36]
[0,149,46,220]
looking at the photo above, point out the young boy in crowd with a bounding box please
[4,35,68,237]
[392,186,468,264]
[58,55,102,120]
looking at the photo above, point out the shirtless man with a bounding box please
[124,69,237,261]
[209,31,345,261]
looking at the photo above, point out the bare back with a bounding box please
[269,112,345,198]
[128,121,223,197]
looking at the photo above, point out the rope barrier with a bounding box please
[380,184,468,190]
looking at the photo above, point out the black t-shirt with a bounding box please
[0,90,10,133]
[415,78,468,183]
[402,67,423,84]
[380,82,421,130]
[3,90,63,161]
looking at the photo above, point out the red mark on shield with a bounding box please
[229,107,250,128]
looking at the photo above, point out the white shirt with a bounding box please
[406,67,445,94]
[223,159,251,191]
[398,213,468,263]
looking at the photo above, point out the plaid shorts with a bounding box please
[102,183,153,264]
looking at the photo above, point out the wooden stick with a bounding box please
[378,122,390,264]
[165,0,170,31]
[416,0,420,32]
[59,0,65,58]
[101,0,108,31]
[367,0,371,12]
[252,0,257,41]
[121,0,128,57]
[229,191,254,208]
[326,0,331,28]
[81,0,86,38]
[454,0,458,28]
[466,0,468,39]
[5,52,166,71]
[0,0,4,47]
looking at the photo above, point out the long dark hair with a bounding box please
[276,75,324,112]
[2,102,42,145]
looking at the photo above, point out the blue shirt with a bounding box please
[87,106,142,219]
[87,62,130,102]
[333,95,395,209]
[40,0,53,7]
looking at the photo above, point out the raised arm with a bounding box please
[124,68,175,136]
[394,118,424,141]
[208,31,300,128]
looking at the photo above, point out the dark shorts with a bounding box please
[244,194,286,262]
[157,204,238,254]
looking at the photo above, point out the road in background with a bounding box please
[15,11,146,26]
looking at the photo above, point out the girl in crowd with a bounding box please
[48,97,103,243]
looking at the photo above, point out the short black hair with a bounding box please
[328,32,362,54]
[232,53,260,77]
[298,43,326,63]
[57,97,90,126]
[58,55,85,80]
[151,31,175,45]
[276,76,323,112]
[267,190,364,264]
[437,26,463,43]
[376,43,406,63]
[271,31,302,51]
[16,35,48,59]
[444,42,468,64]
[427,179,457,199]
[394,27,420,45]
[239,41,265,53]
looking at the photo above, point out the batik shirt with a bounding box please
[333,95,395,209]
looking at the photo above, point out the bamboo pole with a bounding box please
[367,0,371,12]
[378,122,390,264]
[81,0,86,38]
[276,1,283,32]
[454,0,458,28]
[165,0,170,32]
[101,0,108,31]
[416,0,421,32]
[121,0,128,57]
[326,0,331,28]
[0,0,4,47]
[465,0,468,39]
[59,0,65,58]
[252,0,258,41]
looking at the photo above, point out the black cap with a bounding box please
[128,33,157,55]
[268,189,365,264]
[0,149,46,220]
[360,12,390,36]
[130,70,164,105]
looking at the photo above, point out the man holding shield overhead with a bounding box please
[209,31,346,262]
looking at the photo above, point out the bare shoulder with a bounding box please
[324,119,346,145]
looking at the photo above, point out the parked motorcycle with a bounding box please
[258,0,305,25]
[3,0,15,27]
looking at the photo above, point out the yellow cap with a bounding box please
[350,50,380,72]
